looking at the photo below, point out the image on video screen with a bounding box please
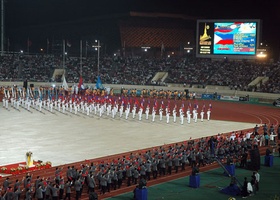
[213,22,257,55]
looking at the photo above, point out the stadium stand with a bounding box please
[0,54,279,93]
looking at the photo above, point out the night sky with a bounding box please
[4,0,280,56]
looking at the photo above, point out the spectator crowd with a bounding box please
[0,54,279,93]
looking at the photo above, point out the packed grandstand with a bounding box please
[0,54,279,94]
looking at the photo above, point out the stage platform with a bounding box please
[0,104,255,167]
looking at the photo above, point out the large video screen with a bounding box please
[196,20,260,58]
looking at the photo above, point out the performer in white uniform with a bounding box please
[125,104,130,120]
[50,100,53,113]
[186,109,191,124]
[16,98,20,110]
[166,107,170,124]
[112,104,117,118]
[179,107,184,125]
[173,106,177,123]
[192,108,196,120]
[39,99,42,112]
[119,104,124,118]
[193,109,198,123]
[159,106,163,121]
[145,105,150,120]
[200,109,205,122]
[207,109,211,121]
[2,97,5,108]
[138,106,143,121]
[132,104,137,119]
[152,107,156,122]
[5,98,9,109]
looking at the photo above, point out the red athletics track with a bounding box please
[133,97,280,125]
[208,100,280,125]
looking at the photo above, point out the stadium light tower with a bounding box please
[1,0,4,56]
[93,40,101,76]
[62,40,66,69]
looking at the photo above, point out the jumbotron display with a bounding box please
[196,19,261,58]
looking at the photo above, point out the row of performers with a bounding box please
[2,96,212,124]
[2,86,194,100]
[1,86,112,97]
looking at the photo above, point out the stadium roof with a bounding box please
[129,12,200,21]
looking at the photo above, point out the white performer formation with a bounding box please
[1,86,216,128]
